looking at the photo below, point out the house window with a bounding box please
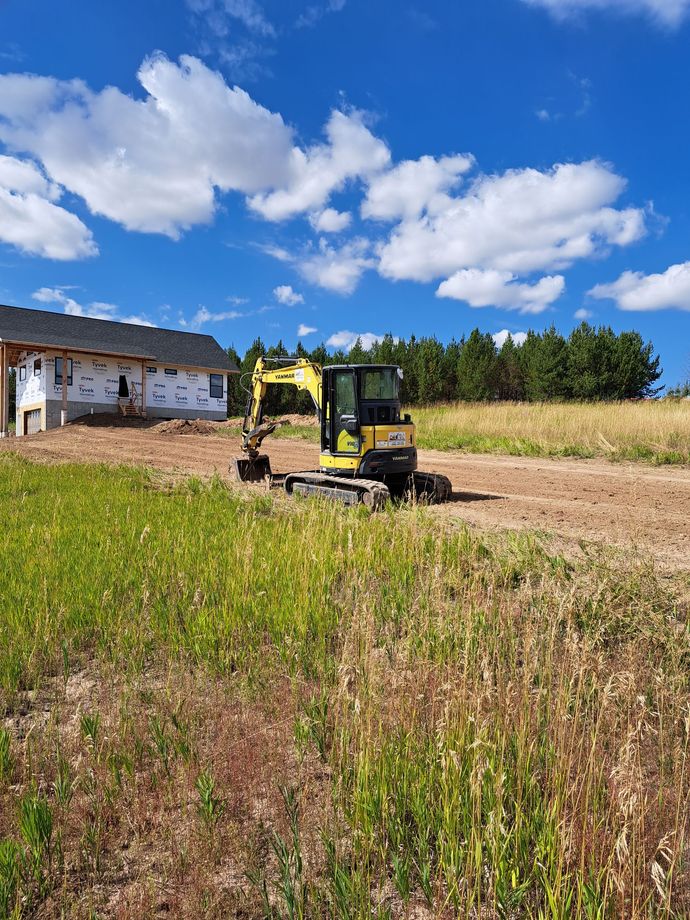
[19,366,26,382]
[33,359,41,377]
[209,374,224,399]
[55,357,73,387]
[147,366,157,374]
[164,368,177,377]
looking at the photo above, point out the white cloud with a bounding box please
[0,54,294,238]
[377,161,643,285]
[437,268,564,314]
[362,153,474,221]
[184,305,245,328]
[309,207,352,233]
[521,0,690,26]
[296,0,347,28]
[274,284,304,305]
[0,154,96,260]
[297,323,318,336]
[574,307,593,319]
[32,287,154,326]
[298,238,375,294]
[492,329,528,348]
[326,330,387,350]
[186,0,275,37]
[248,110,390,221]
[588,261,690,311]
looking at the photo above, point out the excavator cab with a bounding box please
[319,365,417,484]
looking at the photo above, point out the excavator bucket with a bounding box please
[232,453,273,483]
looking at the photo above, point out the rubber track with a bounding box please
[284,471,391,510]
[412,471,453,504]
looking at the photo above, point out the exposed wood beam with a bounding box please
[61,350,68,426]
[0,344,7,438]
[141,360,147,419]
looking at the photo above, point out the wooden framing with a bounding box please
[61,349,68,426]
[140,359,147,419]
[0,343,6,438]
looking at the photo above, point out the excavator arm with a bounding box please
[233,357,323,482]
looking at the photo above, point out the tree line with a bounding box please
[226,322,663,416]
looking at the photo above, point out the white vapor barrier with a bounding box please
[16,352,46,407]
[40,352,226,411]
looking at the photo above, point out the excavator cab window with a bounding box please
[332,370,360,454]
[360,368,399,400]
[359,367,402,425]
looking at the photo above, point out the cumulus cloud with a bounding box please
[309,207,352,233]
[0,54,294,237]
[248,110,390,221]
[298,238,375,294]
[0,154,96,260]
[274,284,304,305]
[297,323,318,336]
[183,305,245,329]
[520,0,690,26]
[32,287,154,325]
[377,161,644,285]
[588,261,690,311]
[436,268,565,314]
[0,53,647,306]
[492,329,528,348]
[326,330,387,350]
[574,307,593,319]
[362,153,474,221]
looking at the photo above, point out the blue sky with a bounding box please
[0,0,689,385]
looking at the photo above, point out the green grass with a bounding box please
[0,454,688,917]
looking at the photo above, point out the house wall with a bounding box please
[16,352,47,434]
[15,350,228,434]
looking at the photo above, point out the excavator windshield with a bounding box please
[360,368,399,400]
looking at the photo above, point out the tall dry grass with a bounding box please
[412,400,690,462]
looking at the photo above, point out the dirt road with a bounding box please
[3,423,689,569]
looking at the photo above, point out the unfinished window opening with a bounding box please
[55,357,73,387]
[210,373,224,399]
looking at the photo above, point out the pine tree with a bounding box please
[226,345,243,415]
[522,326,569,401]
[495,336,525,400]
[456,329,497,401]
[613,331,663,398]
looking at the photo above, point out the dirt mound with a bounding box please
[152,418,218,435]
[272,414,319,427]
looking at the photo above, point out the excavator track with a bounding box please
[284,471,391,510]
[410,471,453,504]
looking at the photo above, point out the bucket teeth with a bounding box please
[231,454,272,483]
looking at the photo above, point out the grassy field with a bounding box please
[231,401,690,464]
[0,453,688,917]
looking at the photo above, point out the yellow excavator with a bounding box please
[231,356,452,509]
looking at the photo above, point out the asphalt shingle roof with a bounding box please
[0,304,237,372]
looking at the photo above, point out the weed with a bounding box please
[19,790,53,893]
[0,728,13,784]
[195,769,224,831]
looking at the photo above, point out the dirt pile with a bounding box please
[152,418,218,435]
[271,414,319,427]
